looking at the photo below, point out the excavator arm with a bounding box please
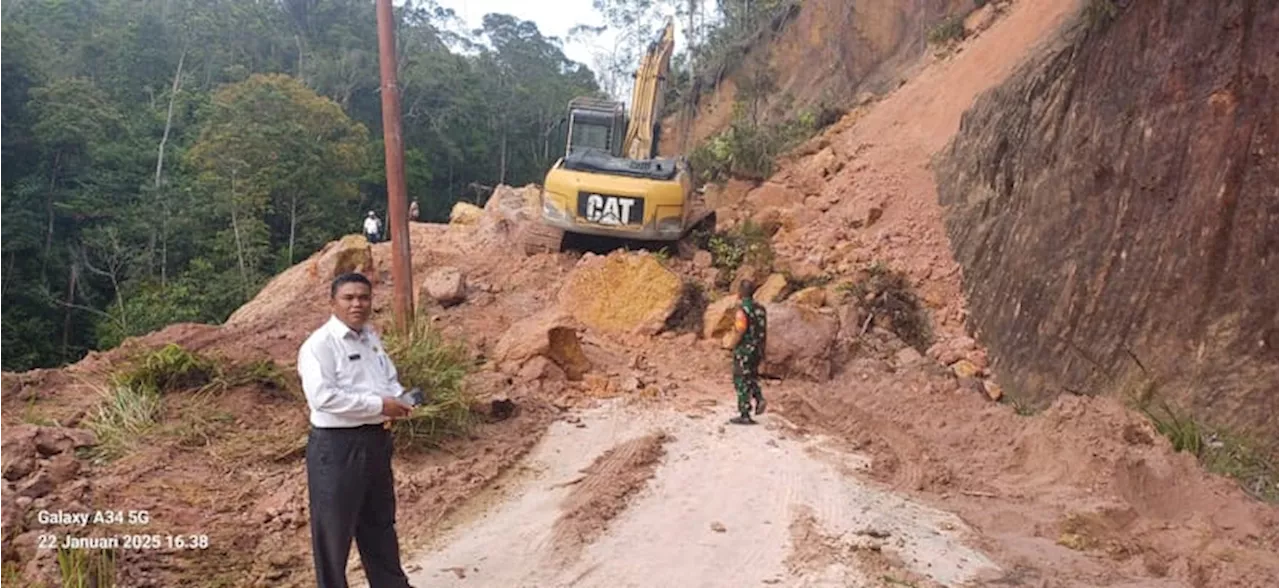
[622,17,676,160]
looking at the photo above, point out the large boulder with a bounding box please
[935,0,1280,437]
[760,303,839,382]
[449,202,483,225]
[702,295,739,340]
[475,185,543,245]
[421,267,467,307]
[228,234,372,326]
[755,274,790,303]
[558,252,682,336]
[492,310,590,380]
[317,234,374,279]
[482,185,540,223]
[789,286,827,308]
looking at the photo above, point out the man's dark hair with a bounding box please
[738,278,757,300]
[330,272,372,298]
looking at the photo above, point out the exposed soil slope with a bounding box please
[659,0,971,155]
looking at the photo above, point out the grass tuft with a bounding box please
[1140,400,1278,502]
[56,546,116,587]
[383,316,477,450]
[85,383,163,462]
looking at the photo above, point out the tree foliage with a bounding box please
[1,0,598,370]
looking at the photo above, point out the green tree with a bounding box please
[185,73,369,294]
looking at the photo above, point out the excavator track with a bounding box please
[519,221,566,256]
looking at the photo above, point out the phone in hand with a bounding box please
[398,387,425,407]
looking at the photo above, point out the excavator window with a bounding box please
[569,119,611,154]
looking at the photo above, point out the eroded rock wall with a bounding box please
[936,2,1278,438]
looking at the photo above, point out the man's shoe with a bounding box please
[728,416,756,425]
[754,398,767,415]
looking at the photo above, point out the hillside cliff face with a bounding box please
[936,1,1278,438]
[660,0,969,155]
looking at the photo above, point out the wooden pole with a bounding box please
[375,0,414,333]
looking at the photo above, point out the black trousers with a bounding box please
[306,425,411,588]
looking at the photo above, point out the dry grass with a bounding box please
[88,345,298,464]
[383,315,477,451]
[85,383,163,463]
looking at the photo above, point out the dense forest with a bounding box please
[1,0,802,371]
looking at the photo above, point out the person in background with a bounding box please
[724,278,768,424]
[363,211,382,243]
[297,273,415,588]
[408,200,419,222]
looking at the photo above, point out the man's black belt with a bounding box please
[310,423,390,433]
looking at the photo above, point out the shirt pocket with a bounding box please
[333,342,362,388]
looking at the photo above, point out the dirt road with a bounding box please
[391,400,996,588]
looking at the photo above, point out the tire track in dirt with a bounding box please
[549,432,670,563]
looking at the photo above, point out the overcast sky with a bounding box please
[433,0,613,68]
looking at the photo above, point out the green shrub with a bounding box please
[928,15,966,45]
[707,221,775,275]
[689,103,820,184]
[383,317,477,450]
[111,343,219,394]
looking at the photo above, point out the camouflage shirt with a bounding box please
[733,297,767,362]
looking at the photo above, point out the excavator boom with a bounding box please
[622,18,676,160]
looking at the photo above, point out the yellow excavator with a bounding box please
[521,17,713,254]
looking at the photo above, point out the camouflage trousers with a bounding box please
[732,352,764,419]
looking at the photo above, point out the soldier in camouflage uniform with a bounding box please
[728,279,767,425]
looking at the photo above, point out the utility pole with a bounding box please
[375,0,414,333]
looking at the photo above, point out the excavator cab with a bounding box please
[564,97,627,157]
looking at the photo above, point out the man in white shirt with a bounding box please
[363,211,382,243]
[297,272,414,588]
